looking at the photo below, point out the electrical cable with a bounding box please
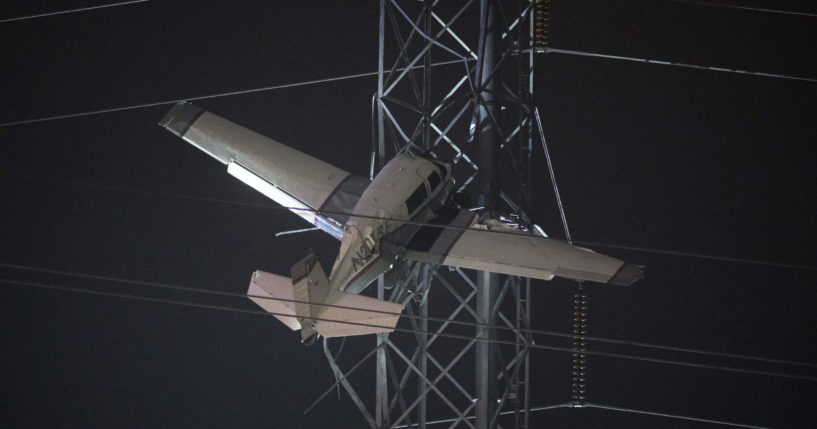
[536,107,570,242]
[584,402,769,429]
[3,261,814,369]
[11,173,817,273]
[0,0,148,23]
[668,0,817,18]
[4,45,812,130]
[542,47,817,83]
[4,277,816,382]
[393,403,574,427]
[2,274,816,382]
[570,240,817,272]
[0,59,471,129]
[395,401,766,428]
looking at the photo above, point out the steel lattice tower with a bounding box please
[311,2,551,427]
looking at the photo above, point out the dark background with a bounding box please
[1,0,815,427]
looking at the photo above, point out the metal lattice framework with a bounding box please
[310,1,550,427]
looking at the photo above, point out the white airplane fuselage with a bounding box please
[330,154,453,295]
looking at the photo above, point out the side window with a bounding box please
[427,171,441,191]
[405,183,428,214]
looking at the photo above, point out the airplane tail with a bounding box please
[247,253,404,343]
[313,290,404,338]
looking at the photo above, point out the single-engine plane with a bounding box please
[161,102,642,344]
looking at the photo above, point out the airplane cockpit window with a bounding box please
[427,170,441,191]
[405,183,428,214]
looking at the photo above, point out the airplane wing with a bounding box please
[160,102,369,240]
[387,208,643,286]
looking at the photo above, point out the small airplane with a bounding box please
[160,102,643,344]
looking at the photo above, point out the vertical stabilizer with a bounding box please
[247,271,300,330]
[289,252,330,343]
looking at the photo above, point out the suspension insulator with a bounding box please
[571,292,589,405]
[534,0,551,52]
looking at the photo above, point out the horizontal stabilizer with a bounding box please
[316,293,404,338]
[247,270,300,330]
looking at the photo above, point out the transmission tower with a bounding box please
[312,1,555,427]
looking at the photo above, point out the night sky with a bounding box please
[1,1,816,427]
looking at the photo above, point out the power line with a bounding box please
[15,173,277,210]
[395,401,767,428]
[0,59,470,128]
[542,47,817,83]
[571,240,817,272]
[668,0,817,18]
[585,402,769,429]
[4,260,814,369]
[12,173,817,273]
[3,45,813,129]
[3,275,816,382]
[0,0,149,23]
[393,403,574,427]
[536,107,571,241]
